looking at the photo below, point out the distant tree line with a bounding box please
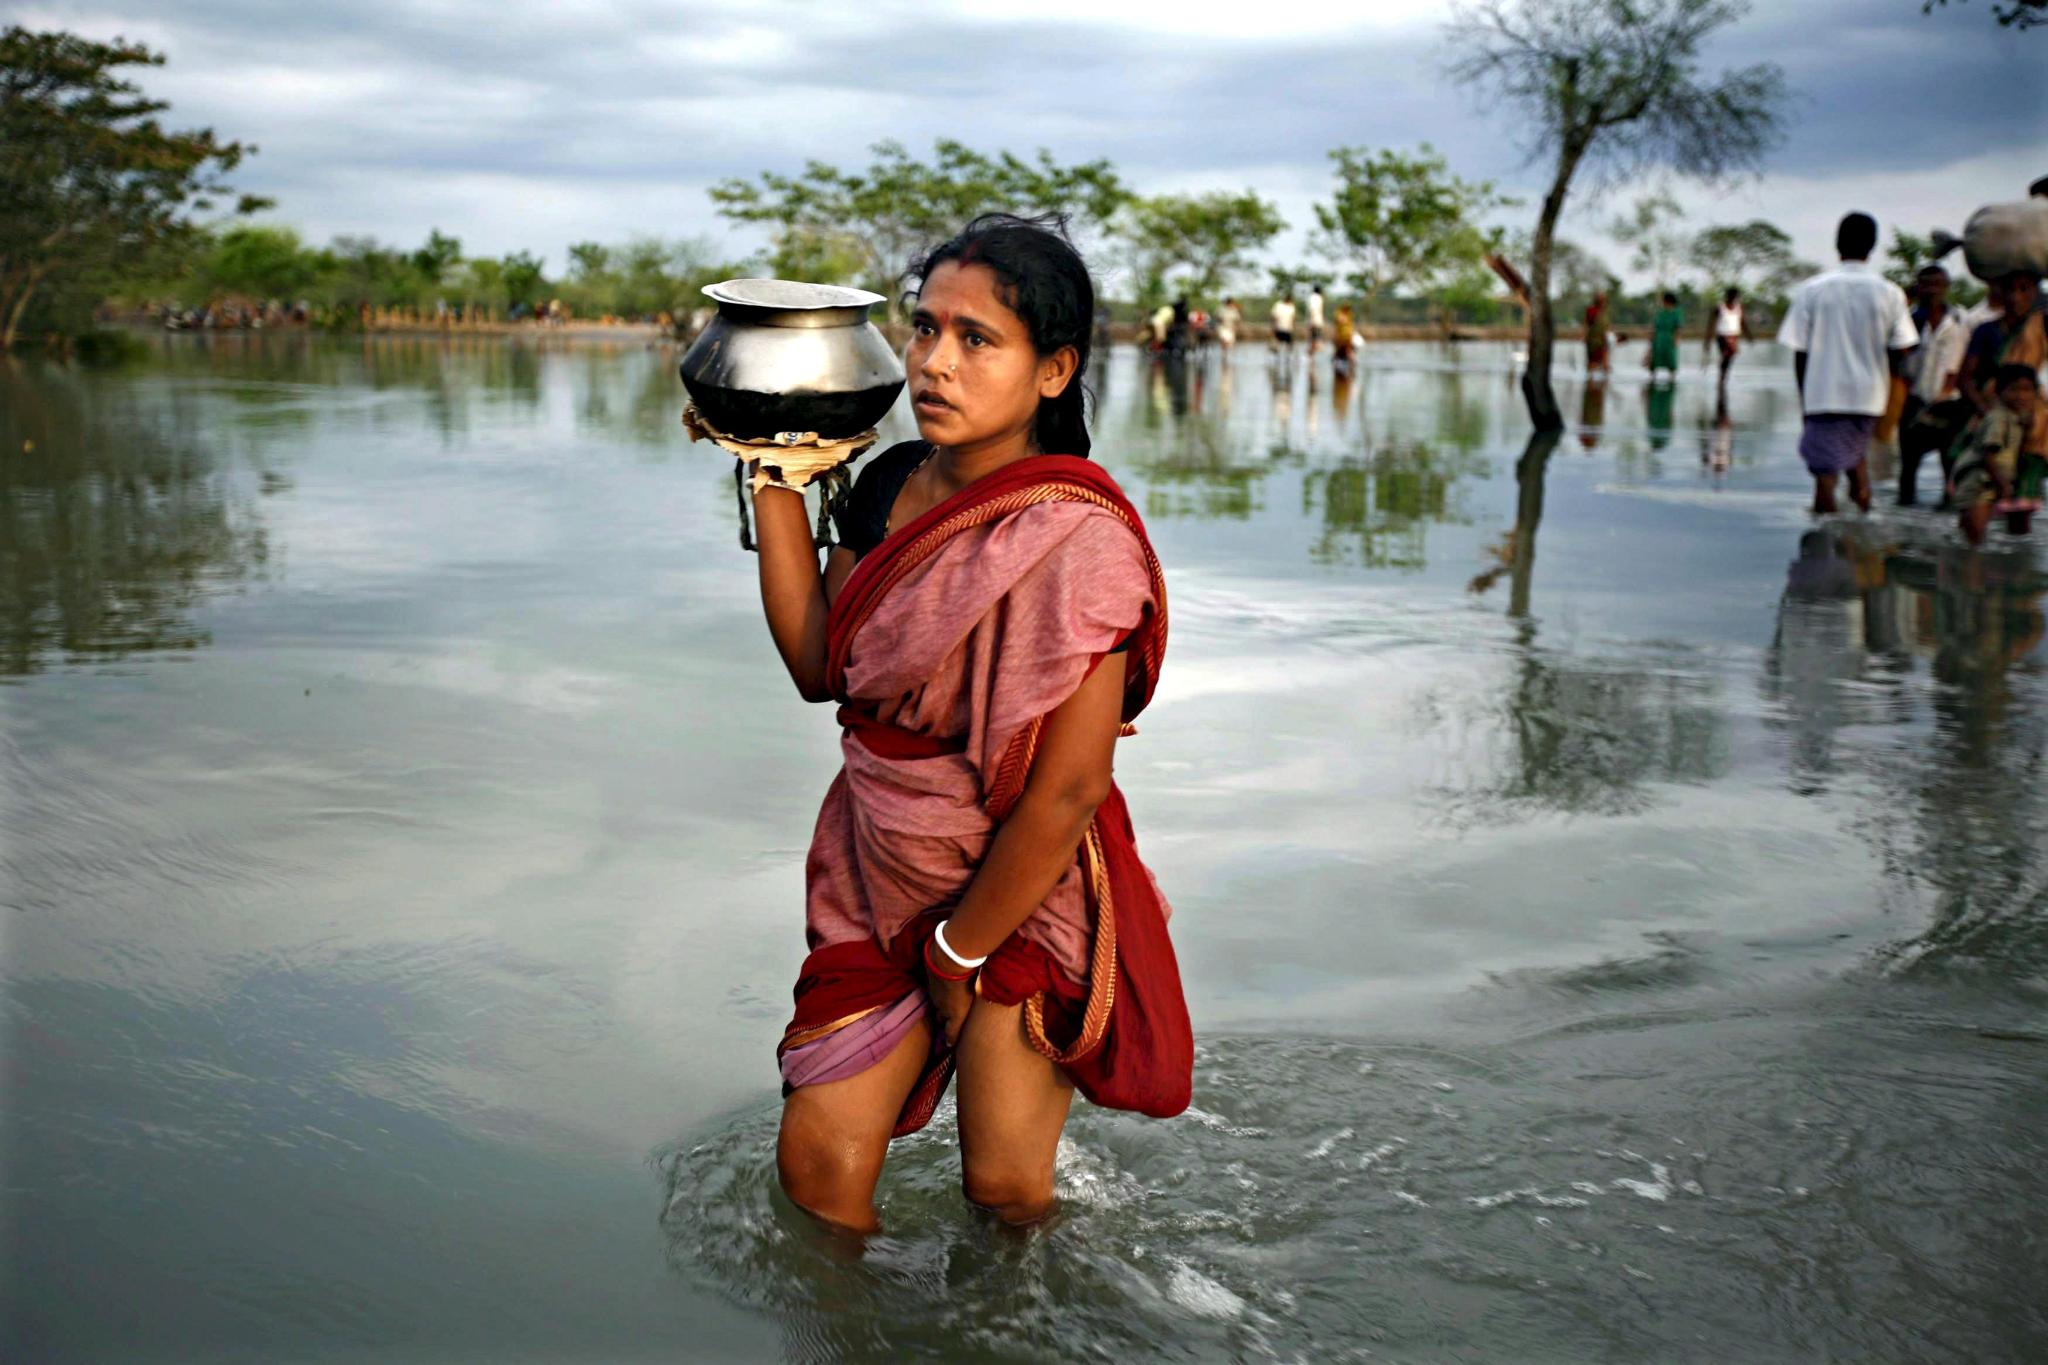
[128,222,747,325]
[0,13,1983,375]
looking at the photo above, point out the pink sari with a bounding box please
[779,455,1191,1131]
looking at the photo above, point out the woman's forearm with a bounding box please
[942,787,1102,962]
[754,485,831,701]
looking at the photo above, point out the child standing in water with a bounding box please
[752,215,1191,1235]
[1954,364,2046,544]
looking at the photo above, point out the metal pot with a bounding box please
[677,279,904,441]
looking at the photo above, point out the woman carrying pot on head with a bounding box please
[751,213,1192,1235]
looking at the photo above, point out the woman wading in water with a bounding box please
[751,215,1191,1234]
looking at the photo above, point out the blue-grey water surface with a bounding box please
[3,334,2043,1362]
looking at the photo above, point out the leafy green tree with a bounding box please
[328,235,414,307]
[1609,190,1688,287]
[409,229,461,288]
[458,255,506,315]
[1266,265,1331,300]
[1879,227,1984,308]
[500,251,545,309]
[1117,190,1286,307]
[557,236,740,318]
[614,237,726,316]
[1689,218,1794,293]
[1755,254,1824,313]
[1313,145,1509,306]
[1510,234,1614,311]
[1,26,259,345]
[204,224,323,300]
[1506,231,1615,312]
[710,139,1129,301]
[767,226,869,288]
[1446,0,1786,430]
[1880,228,1945,291]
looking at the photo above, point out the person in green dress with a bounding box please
[1649,291,1683,380]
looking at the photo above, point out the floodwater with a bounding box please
[4,334,2044,1363]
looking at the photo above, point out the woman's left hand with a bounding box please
[926,967,975,1048]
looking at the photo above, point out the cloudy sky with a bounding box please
[24,0,2046,288]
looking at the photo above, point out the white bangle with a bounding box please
[933,919,988,971]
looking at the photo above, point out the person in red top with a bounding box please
[1584,290,1612,375]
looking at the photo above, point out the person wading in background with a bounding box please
[1585,289,1612,375]
[1269,293,1296,353]
[1897,264,1972,506]
[1706,287,1746,389]
[1648,291,1683,382]
[1216,296,1242,354]
[1776,212,1919,515]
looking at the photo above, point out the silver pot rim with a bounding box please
[702,278,885,330]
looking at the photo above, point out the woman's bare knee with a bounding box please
[961,1165,1056,1223]
[777,1117,880,1232]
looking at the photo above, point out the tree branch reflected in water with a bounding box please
[1,363,272,674]
[1441,432,1727,823]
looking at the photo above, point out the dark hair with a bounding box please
[1724,286,1741,302]
[1837,212,1878,260]
[1662,290,1679,306]
[1916,263,1949,282]
[2030,174,2048,199]
[910,213,1096,457]
[1996,362,2040,391]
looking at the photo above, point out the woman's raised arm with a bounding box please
[753,484,850,702]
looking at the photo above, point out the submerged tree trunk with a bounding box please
[1508,429,1562,617]
[2,265,48,351]
[1520,135,1588,433]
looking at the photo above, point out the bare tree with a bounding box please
[1445,0,1785,430]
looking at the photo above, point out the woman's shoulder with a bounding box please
[854,440,931,491]
[1004,490,1152,583]
[834,440,930,558]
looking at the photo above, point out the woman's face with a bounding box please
[907,261,1075,451]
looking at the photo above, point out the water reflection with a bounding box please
[1644,382,1676,452]
[1468,432,1556,616]
[13,337,2048,1362]
[1441,431,1730,820]
[1126,368,1266,522]
[1765,525,2048,980]
[1436,627,1727,824]
[1302,440,1490,570]
[0,363,272,674]
[1577,379,1607,452]
[1700,386,1734,479]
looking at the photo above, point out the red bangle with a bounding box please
[923,935,976,982]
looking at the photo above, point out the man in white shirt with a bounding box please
[1270,294,1296,351]
[1777,212,1919,514]
[1306,286,1326,353]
